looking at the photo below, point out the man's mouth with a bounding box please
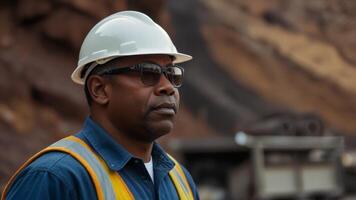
[151,103,177,115]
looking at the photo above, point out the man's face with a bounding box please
[104,55,180,142]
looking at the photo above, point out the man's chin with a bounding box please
[145,120,174,140]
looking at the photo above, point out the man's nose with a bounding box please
[154,74,175,96]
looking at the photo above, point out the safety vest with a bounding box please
[2,136,194,200]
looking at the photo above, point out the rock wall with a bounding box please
[196,0,356,133]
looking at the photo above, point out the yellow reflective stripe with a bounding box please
[167,155,194,200]
[107,169,134,200]
[1,147,104,200]
[169,155,194,199]
[171,168,190,195]
[169,170,189,200]
[172,164,191,195]
[66,136,134,200]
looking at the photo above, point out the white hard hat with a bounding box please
[71,10,193,85]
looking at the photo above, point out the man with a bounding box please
[2,11,199,200]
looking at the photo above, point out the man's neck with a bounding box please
[112,134,153,163]
[91,115,153,162]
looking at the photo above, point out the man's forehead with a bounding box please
[107,55,173,66]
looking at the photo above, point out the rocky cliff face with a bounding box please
[168,0,356,134]
[196,0,356,134]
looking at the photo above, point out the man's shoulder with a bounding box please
[5,149,97,200]
[28,151,81,169]
[19,150,91,184]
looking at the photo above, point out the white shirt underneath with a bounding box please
[144,157,154,183]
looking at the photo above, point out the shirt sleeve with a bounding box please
[181,166,200,200]
[5,169,75,200]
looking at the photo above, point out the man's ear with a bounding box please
[87,75,111,105]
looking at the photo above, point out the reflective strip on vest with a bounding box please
[63,136,134,200]
[2,136,194,200]
[51,136,117,200]
[168,155,194,200]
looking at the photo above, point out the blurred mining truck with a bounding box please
[169,114,356,200]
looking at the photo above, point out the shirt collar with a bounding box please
[79,117,132,171]
[78,117,174,172]
[152,141,175,171]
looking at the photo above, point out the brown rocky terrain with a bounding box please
[198,0,356,134]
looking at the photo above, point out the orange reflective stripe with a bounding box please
[66,136,134,200]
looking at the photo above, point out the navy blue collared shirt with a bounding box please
[5,117,199,200]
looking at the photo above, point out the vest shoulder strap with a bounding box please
[168,155,195,200]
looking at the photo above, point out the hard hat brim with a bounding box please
[71,52,192,85]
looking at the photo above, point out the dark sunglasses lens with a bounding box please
[166,66,183,87]
[141,64,162,86]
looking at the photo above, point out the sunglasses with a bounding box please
[97,62,184,88]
